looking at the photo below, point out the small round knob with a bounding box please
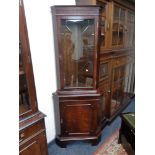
[107,90,111,93]
[20,133,25,138]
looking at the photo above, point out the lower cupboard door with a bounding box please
[61,100,99,136]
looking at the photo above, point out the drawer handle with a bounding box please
[20,133,25,138]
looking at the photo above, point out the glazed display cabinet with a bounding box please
[52,6,104,147]
[76,0,135,122]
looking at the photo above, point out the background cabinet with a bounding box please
[76,0,135,122]
[19,0,48,154]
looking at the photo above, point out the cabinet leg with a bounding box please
[91,136,101,146]
[55,138,67,148]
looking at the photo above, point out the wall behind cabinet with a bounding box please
[23,0,76,143]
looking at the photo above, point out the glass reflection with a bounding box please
[60,19,95,87]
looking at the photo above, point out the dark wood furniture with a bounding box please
[51,0,134,148]
[76,0,135,122]
[52,6,103,147]
[119,112,135,151]
[19,0,48,154]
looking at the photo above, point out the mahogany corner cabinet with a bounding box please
[51,2,135,148]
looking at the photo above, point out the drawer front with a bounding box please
[19,131,48,155]
[19,120,45,144]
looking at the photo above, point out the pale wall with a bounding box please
[23,0,75,143]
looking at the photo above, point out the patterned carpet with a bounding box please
[93,130,128,155]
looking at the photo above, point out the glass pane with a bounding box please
[112,23,119,45]
[123,64,131,103]
[100,17,106,47]
[128,11,134,22]
[111,87,121,114]
[112,6,120,46]
[60,19,95,88]
[111,65,126,114]
[128,23,134,47]
[132,24,135,46]
[113,6,120,21]
[97,2,106,49]
[127,11,135,47]
[118,24,124,45]
[120,9,125,23]
[19,39,31,115]
[113,67,120,82]
[113,7,125,46]
[100,63,108,79]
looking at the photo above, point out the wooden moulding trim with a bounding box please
[55,93,102,98]
[52,5,101,16]
[60,99,100,103]
[57,136,98,141]
[58,95,102,99]
[100,47,134,56]
[19,111,46,131]
[55,89,101,95]
[57,131,102,141]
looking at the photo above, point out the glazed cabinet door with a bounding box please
[111,66,125,115]
[111,4,126,48]
[97,1,110,51]
[60,99,101,136]
[20,132,48,155]
[52,7,100,89]
[125,10,135,48]
[110,55,134,116]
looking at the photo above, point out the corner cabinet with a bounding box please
[19,0,48,154]
[51,6,104,147]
